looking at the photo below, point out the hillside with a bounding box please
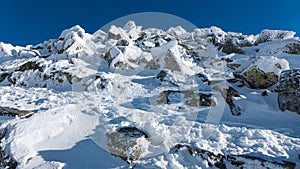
[0,21,300,169]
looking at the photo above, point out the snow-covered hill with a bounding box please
[0,21,300,169]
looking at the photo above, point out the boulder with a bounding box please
[156,90,216,107]
[156,70,168,81]
[106,127,150,161]
[221,87,242,116]
[238,66,279,89]
[277,69,300,114]
[221,39,244,54]
[233,56,289,89]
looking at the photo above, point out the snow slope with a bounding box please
[0,21,300,169]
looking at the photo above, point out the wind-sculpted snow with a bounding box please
[0,20,300,169]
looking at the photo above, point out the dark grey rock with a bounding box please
[0,128,18,169]
[284,42,300,55]
[254,29,295,45]
[173,144,296,169]
[116,39,130,46]
[221,87,242,116]
[221,39,244,54]
[156,70,168,81]
[0,106,32,118]
[0,73,10,83]
[157,90,216,107]
[277,69,300,114]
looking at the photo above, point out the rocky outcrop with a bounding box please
[174,144,296,169]
[15,61,43,72]
[221,87,242,116]
[234,66,279,89]
[220,39,244,54]
[254,29,296,45]
[277,69,300,114]
[0,106,32,118]
[194,27,253,54]
[284,42,300,54]
[157,90,216,107]
[0,73,10,83]
[0,128,17,169]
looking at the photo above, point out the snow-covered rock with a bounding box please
[106,127,150,161]
[233,56,289,89]
[0,21,300,169]
[255,29,296,45]
[277,69,300,114]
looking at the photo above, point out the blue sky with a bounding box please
[1,0,299,46]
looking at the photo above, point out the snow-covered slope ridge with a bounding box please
[0,21,300,169]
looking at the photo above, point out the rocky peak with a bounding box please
[167,26,187,37]
[59,25,86,40]
[255,29,296,45]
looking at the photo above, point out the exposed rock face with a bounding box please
[15,61,43,72]
[196,28,253,54]
[284,42,300,54]
[156,70,168,81]
[0,128,17,169]
[155,70,180,86]
[106,127,150,161]
[0,73,10,83]
[174,144,296,169]
[234,66,279,89]
[221,87,242,116]
[221,39,244,54]
[157,90,216,107]
[0,26,90,88]
[254,29,296,45]
[0,106,32,118]
[116,39,130,46]
[277,69,300,114]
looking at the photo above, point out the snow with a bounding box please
[241,56,290,76]
[0,21,300,168]
[150,40,195,75]
[256,29,296,42]
[167,26,189,38]
[59,25,86,40]
[123,20,142,40]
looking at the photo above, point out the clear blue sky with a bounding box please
[1,0,299,46]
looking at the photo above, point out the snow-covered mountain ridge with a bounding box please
[0,21,300,169]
